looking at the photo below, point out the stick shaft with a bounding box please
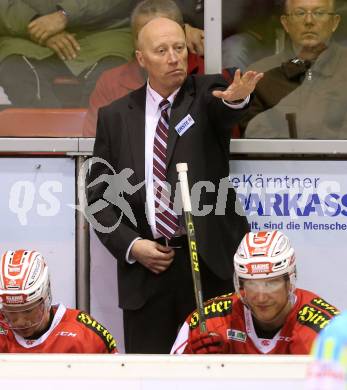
[176,163,206,332]
[183,211,207,333]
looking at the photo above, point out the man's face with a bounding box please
[135,17,188,98]
[241,276,290,324]
[281,0,340,51]
[1,299,49,338]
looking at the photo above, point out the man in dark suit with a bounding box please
[87,15,263,353]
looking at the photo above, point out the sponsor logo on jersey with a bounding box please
[297,305,331,333]
[278,336,291,342]
[0,325,8,335]
[311,297,340,316]
[227,329,246,342]
[56,331,77,337]
[261,339,271,346]
[77,312,116,352]
[189,297,233,329]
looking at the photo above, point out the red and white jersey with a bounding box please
[171,289,339,354]
[0,304,117,353]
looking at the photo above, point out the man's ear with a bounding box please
[332,14,341,33]
[280,15,289,34]
[135,50,145,68]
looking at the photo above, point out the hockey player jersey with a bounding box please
[171,289,339,354]
[0,304,117,353]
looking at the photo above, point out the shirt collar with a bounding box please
[146,81,180,114]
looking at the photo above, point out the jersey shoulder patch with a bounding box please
[76,312,116,352]
[297,298,339,334]
[310,297,340,316]
[189,293,234,329]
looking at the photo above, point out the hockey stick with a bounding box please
[176,162,207,333]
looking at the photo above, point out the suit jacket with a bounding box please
[88,74,249,310]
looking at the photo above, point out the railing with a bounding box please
[0,354,311,388]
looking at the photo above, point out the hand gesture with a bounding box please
[212,69,263,103]
[130,239,175,274]
[28,11,68,44]
[45,31,80,61]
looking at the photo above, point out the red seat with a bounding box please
[0,108,87,137]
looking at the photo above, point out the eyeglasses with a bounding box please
[286,10,336,21]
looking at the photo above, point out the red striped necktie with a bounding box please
[153,99,179,239]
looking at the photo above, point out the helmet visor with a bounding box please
[0,299,46,330]
[240,276,287,295]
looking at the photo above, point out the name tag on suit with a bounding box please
[175,114,195,136]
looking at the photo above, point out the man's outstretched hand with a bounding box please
[186,332,230,354]
[212,69,263,103]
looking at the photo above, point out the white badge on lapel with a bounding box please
[175,114,195,136]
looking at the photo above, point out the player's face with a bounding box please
[136,17,188,98]
[281,0,340,52]
[1,299,48,338]
[242,276,290,324]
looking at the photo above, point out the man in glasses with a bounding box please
[240,0,347,139]
[0,249,117,353]
[171,230,339,354]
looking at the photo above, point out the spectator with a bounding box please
[222,0,280,71]
[176,0,279,71]
[241,0,347,139]
[172,230,339,354]
[0,249,117,353]
[83,0,207,137]
[0,0,137,108]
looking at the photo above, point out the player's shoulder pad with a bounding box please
[76,311,117,352]
[297,295,340,334]
[189,293,234,330]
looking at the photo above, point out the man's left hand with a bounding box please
[45,31,80,61]
[28,11,68,45]
[212,69,263,103]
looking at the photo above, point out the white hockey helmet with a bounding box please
[0,250,51,309]
[234,231,296,296]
